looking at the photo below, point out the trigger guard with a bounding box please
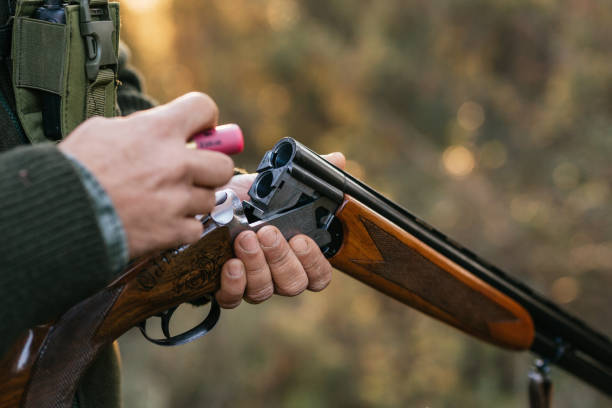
[160,306,178,339]
[138,298,221,347]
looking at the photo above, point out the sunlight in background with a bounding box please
[442,145,475,177]
[510,196,543,224]
[257,84,292,117]
[120,0,177,91]
[551,276,580,304]
[479,140,507,169]
[457,101,485,132]
[122,0,168,13]
[266,0,300,31]
[569,242,612,271]
[552,162,580,190]
[430,199,458,229]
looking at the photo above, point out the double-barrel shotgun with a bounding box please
[1,138,611,407]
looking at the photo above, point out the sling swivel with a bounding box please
[80,0,117,81]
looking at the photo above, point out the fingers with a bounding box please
[180,187,216,216]
[152,92,219,141]
[215,259,247,309]
[289,235,332,292]
[176,218,204,245]
[322,152,346,170]
[218,227,334,309]
[186,149,235,188]
[218,173,257,201]
[234,231,274,303]
[257,226,308,297]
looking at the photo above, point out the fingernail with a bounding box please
[292,236,308,253]
[259,227,279,248]
[228,261,243,278]
[239,232,259,253]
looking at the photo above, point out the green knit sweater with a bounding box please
[0,45,155,407]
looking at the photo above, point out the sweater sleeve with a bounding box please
[0,144,116,355]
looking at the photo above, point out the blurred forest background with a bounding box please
[117,0,612,407]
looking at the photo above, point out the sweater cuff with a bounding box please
[65,154,129,275]
[0,144,114,353]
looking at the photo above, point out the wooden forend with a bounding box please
[330,196,534,350]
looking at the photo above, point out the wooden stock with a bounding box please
[0,224,233,408]
[330,196,534,350]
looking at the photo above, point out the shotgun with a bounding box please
[1,138,611,407]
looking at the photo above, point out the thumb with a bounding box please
[151,92,219,141]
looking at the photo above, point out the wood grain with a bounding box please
[330,196,534,350]
[0,326,50,407]
[0,223,233,408]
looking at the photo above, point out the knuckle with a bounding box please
[190,188,215,213]
[187,92,218,113]
[85,116,108,127]
[134,109,169,135]
[221,300,242,309]
[171,156,191,180]
[309,269,332,292]
[79,116,109,134]
[267,246,292,269]
[304,259,332,292]
[221,155,235,177]
[215,293,242,309]
[245,285,274,304]
[205,191,217,212]
[179,155,192,174]
[276,275,308,297]
[207,152,234,181]
[241,255,265,272]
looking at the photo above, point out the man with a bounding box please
[0,41,344,407]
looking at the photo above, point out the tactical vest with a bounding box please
[4,0,119,144]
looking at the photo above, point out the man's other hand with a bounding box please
[215,153,346,308]
[59,93,234,258]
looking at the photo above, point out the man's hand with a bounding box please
[215,153,346,308]
[60,89,344,306]
[59,93,235,258]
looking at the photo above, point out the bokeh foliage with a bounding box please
[118,0,612,406]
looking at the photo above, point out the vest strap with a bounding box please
[86,67,113,118]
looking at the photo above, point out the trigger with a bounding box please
[160,307,178,339]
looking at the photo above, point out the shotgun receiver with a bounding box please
[1,138,611,407]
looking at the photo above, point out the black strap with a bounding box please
[0,0,14,59]
[0,22,11,59]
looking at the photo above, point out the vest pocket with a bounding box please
[11,1,119,144]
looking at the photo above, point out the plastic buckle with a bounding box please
[79,0,117,81]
